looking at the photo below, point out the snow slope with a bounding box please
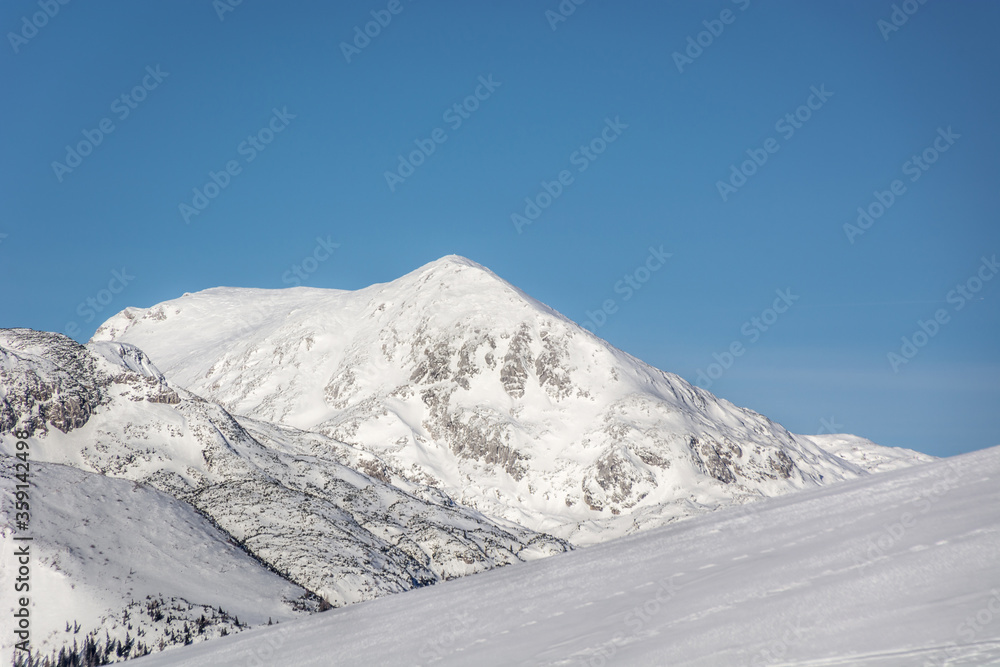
[92,256,931,543]
[0,459,315,666]
[131,444,1000,667]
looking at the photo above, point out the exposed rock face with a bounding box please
[500,324,532,399]
[582,447,656,512]
[690,437,740,484]
[0,329,178,436]
[1,329,102,435]
[420,386,526,480]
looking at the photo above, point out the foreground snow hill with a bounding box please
[132,445,1000,667]
[92,255,932,543]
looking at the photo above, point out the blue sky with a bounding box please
[2,1,997,457]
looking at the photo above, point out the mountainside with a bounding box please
[0,328,567,662]
[0,458,317,665]
[130,444,1000,667]
[93,256,932,543]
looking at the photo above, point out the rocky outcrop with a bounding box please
[1,329,107,436]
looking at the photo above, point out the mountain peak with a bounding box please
[424,254,487,270]
[404,254,506,288]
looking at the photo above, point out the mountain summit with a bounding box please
[93,255,930,542]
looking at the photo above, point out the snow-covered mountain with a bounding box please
[93,255,932,543]
[2,256,938,664]
[130,443,1000,667]
[0,328,567,663]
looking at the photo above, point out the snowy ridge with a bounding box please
[804,433,935,473]
[94,256,932,543]
[129,444,1000,667]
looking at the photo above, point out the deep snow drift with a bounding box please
[132,445,1000,666]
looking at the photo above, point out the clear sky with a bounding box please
[2,1,997,458]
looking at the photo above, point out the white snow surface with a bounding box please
[92,255,932,543]
[131,444,1000,667]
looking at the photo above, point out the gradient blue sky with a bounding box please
[2,1,997,457]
